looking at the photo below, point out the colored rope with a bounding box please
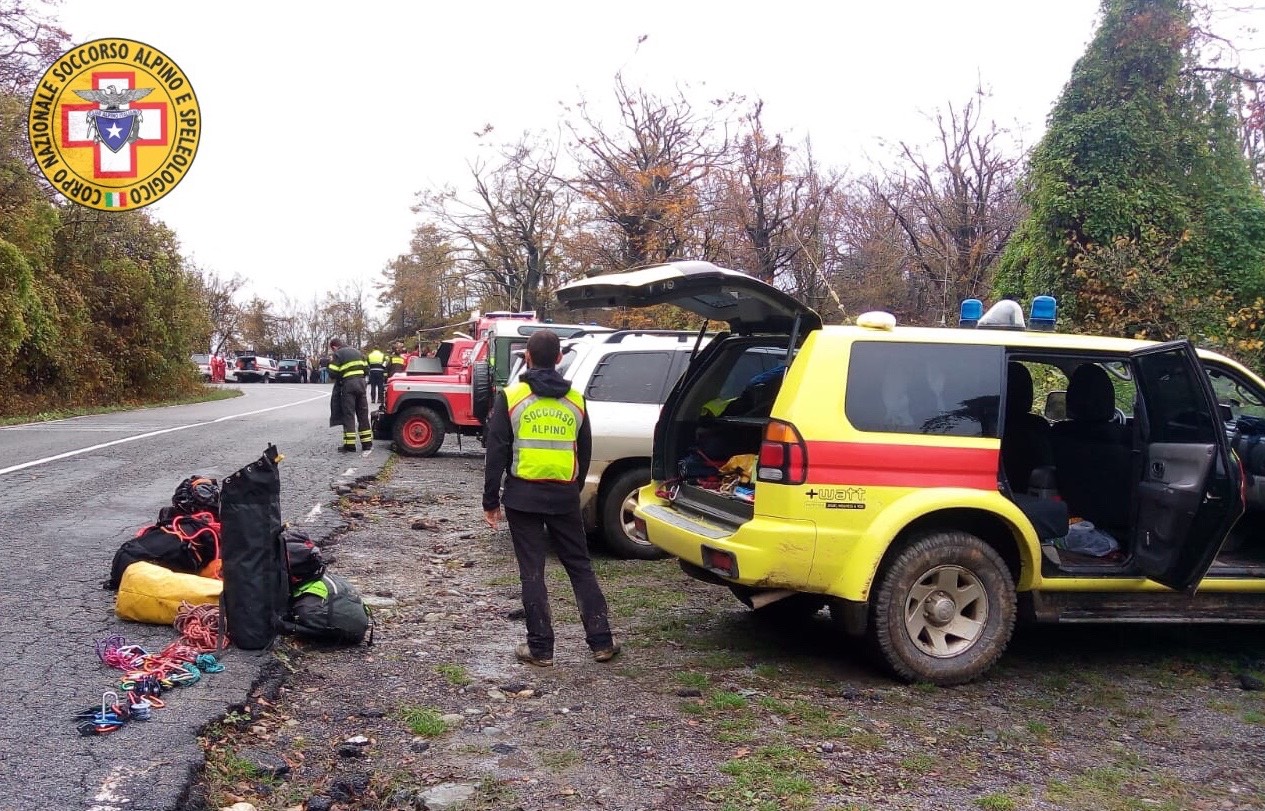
[173,602,226,652]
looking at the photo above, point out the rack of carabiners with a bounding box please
[74,634,225,736]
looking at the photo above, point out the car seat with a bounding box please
[1051,364,1134,531]
[1000,362,1053,493]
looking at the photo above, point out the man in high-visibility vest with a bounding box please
[327,337,373,452]
[366,345,386,404]
[387,342,407,377]
[482,329,618,667]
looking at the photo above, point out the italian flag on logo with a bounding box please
[104,191,128,208]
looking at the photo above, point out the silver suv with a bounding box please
[510,330,710,558]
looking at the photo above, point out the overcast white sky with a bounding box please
[53,0,1122,307]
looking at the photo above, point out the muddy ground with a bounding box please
[188,442,1265,811]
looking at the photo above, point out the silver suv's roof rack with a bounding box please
[602,329,710,344]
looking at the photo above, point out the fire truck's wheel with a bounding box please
[472,362,494,424]
[869,531,1015,686]
[393,406,445,457]
[600,467,666,560]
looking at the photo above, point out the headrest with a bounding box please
[1066,364,1115,422]
[1006,362,1033,416]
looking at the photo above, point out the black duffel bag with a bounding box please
[219,445,288,650]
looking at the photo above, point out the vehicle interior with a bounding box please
[1002,354,1265,579]
[658,338,791,524]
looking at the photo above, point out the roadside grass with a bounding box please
[713,744,818,811]
[397,705,448,737]
[974,793,1017,811]
[676,670,709,690]
[1043,756,1189,811]
[538,748,581,772]
[434,663,470,686]
[0,386,242,425]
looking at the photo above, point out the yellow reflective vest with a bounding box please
[504,381,586,483]
[367,349,386,370]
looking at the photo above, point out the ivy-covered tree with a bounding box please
[996,0,1265,359]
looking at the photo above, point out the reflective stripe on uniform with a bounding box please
[329,360,367,377]
[505,382,585,482]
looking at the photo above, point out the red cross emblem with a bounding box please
[61,70,168,179]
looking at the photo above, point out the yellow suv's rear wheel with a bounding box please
[870,531,1016,685]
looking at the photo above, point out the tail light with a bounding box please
[758,419,808,485]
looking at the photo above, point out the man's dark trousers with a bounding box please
[368,369,385,404]
[505,506,612,658]
[339,375,371,448]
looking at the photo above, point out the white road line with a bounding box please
[305,503,323,522]
[0,394,328,477]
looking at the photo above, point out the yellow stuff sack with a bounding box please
[116,561,223,625]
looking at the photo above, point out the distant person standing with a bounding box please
[327,338,372,452]
[387,342,407,377]
[318,353,331,384]
[366,345,386,404]
[483,329,619,667]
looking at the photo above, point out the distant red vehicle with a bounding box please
[374,311,607,456]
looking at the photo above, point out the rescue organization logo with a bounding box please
[27,38,200,211]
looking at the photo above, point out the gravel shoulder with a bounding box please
[189,443,1265,811]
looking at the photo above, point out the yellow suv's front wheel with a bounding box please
[870,531,1017,685]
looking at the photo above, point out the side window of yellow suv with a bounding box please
[845,342,1004,437]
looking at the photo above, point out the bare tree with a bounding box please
[377,222,463,340]
[323,281,371,348]
[190,267,243,355]
[0,0,67,93]
[711,102,818,283]
[870,92,1025,325]
[419,135,571,315]
[565,75,736,270]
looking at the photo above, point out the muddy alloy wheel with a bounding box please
[600,467,665,559]
[393,406,445,457]
[869,531,1016,685]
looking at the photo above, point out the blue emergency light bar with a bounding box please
[958,296,1058,331]
[1029,296,1057,331]
[959,299,984,327]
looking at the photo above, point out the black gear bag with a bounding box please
[282,527,326,587]
[284,573,374,645]
[219,445,288,650]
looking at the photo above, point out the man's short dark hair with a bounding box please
[329,337,344,349]
[525,329,560,369]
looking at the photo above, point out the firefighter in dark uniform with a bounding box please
[387,342,407,377]
[366,345,386,404]
[482,329,619,667]
[327,337,373,452]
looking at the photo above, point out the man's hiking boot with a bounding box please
[515,643,553,667]
[592,643,622,663]
[338,445,357,453]
[362,442,373,451]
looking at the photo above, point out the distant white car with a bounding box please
[191,353,212,381]
[234,355,279,383]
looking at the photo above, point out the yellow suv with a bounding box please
[557,261,1265,685]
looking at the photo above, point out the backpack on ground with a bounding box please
[281,527,326,587]
[283,573,373,645]
[106,510,221,590]
[157,475,221,524]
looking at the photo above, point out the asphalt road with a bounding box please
[0,383,388,811]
